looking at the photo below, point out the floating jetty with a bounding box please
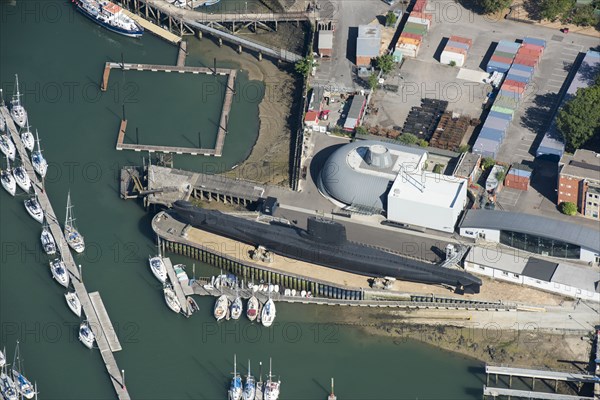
[102,61,236,157]
[1,106,130,400]
[122,8,181,44]
[163,256,193,317]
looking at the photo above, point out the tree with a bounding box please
[385,11,397,27]
[458,144,470,153]
[355,126,368,136]
[294,56,313,76]
[481,157,495,170]
[367,73,379,91]
[539,0,574,21]
[433,163,444,173]
[556,81,600,151]
[559,201,578,215]
[375,54,395,74]
[495,169,507,182]
[568,4,599,27]
[398,133,418,145]
[418,139,429,147]
[476,0,511,13]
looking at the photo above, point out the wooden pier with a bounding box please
[104,61,236,157]
[483,386,594,400]
[176,40,187,67]
[1,106,131,400]
[89,292,122,352]
[163,257,193,317]
[123,8,181,44]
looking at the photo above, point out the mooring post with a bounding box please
[508,374,512,388]
[532,377,535,390]
[218,38,222,47]
[258,52,262,61]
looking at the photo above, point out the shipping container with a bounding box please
[501,84,526,95]
[494,45,519,55]
[509,63,534,74]
[499,89,521,101]
[497,40,521,51]
[404,21,429,31]
[523,37,546,48]
[445,46,467,56]
[513,56,538,67]
[494,50,517,59]
[479,127,505,142]
[491,105,515,116]
[449,36,473,47]
[440,51,466,66]
[488,110,513,121]
[486,61,511,73]
[503,79,526,89]
[446,40,470,51]
[505,163,533,191]
[517,48,542,59]
[494,96,519,109]
[522,43,544,54]
[473,137,500,158]
[400,32,423,41]
[508,68,533,78]
[490,55,514,65]
[506,73,530,84]
[485,116,510,131]
[410,11,433,21]
[407,16,431,29]
[398,37,421,46]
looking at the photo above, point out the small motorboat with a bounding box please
[246,296,259,322]
[261,298,276,328]
[64,292,82,317]
[79,321,95,349]
[40,224,57,255]
[163,284,181,314]
[49,257,70,288]
[230,296,242,320]
[213,294,228,321]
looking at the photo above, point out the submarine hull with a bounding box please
[171,201,481,293]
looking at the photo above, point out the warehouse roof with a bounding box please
[460,209,600,252]
[388,171,466,208]
[552,263,600,293]
[465,245,528,274]
[560,149,600,181]
[357,25,381,57]
[318,30,333,49]
[522,257,558,282]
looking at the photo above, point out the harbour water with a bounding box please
[0,1,483,398]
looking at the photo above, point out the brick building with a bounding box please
[558,149,600,219]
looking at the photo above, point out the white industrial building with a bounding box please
[465,245,600,302]
[317,140,467,232]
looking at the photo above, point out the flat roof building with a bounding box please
[356,25,381,66]
[343,95,367,131]
[558,149,600,220]
[318,30,333,57]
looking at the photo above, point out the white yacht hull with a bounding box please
[79,322,95,349]
[149,256,167,283]
[65,226,85,253]
[31,152,47,178]
[20,131,34,152]
[213,295,229,321]
[65,292,82,317]
[163,287,181,313]
[13,167,31,192]
[261,299,276,328]
[0,372,18,400]
[230,297,242,320]
[11,372,34,400]
[10,109,27,129]
[0,135,15,161]
[41,228,57,255]
[1,172,16,196]
[24,199,44,223]
[49,259,70,288]
[246,296,259,321]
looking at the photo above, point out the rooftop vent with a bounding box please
[365,145,392,169]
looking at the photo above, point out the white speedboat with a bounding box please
[79,321,95,349]
[1,157,16,196]
[230,295,242,320]
[64,191,85,253]
[263,358,280,400]
[20,120,34,152]
[13,163,31,193]
[65,291,82,317]
[10,75,27,129]
[11,342,34,400]
[213,294,228,321]
[31,130,47,178]
[49,257,70,288]
[242,360,256,400]
[261,298,276,328]
[0,135,16,161]
[228,354,243,400]
[24,197,43,223]
[163,283,181,314]
[246,296,259,322]
[41,223,57,255]
[0,366,18,400]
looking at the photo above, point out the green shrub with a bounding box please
[559,201,578,216]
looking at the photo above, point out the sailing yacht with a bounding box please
[11,342,34,399]
[0,134,16,161]
[79,320,95,349]
[41,222,57,255]
[49,256,70,288]
[13,162,31,193]
[0,364,18,400]
[10,75,27,129]
[261,298,276,328]
[1,156,16,196]
[24,196,44,223]
[228,354,243,400]
[263,358,280,400]
[31,130,47,178]
[242,360,256,400]
[64,191,85,253]
[0,112,5,133]
[20,120,34,152]
[230,292,242,320]
[0,348,4,368]
[163,283,181,314]
[256,362,264,400]
[65,291,82,317]
[214,294,228,321]
[148,237,167,283]
[246,296,259,322]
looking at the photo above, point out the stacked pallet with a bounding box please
[401,98,448,140]
[486,40,521,73]
[395,2,432,58]
[429,112,471,151]
[474,38,546,158]
[440,36,472,67]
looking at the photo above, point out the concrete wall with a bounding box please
[459,227,501,243]
[581,247,600,264]
[387,197,458,233]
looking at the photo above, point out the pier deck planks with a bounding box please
[89,292,123,352]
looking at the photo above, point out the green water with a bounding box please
[0,1,483,399]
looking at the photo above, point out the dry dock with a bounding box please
[2,106,131,400]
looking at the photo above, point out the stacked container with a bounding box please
[486,40,520,73]
[440,35,472,67]
[474,38,546,159]
[504,163,532,191]
[395,2,432,58]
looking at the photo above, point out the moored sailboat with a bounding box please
[13,162,31,193]
[49,256,70,288]
[261,298,276,328]
[163,283,181,314]
[64,191,85,253]
[228,354,243,400]
[0,134,16,161]
[246,296,259,322]
[9,75,27,129]
[65,291,82,317]
[24,196,44,223]
[148,236,167,283]
[11,342,34,399]
[41,222,57,255]
[214,294,228,321]
[0,364,18,400]
[263,358,280,400]
[79,320,95,349]
[31,130,47,178]
[20,120,34,153]
[1,156,16,196]
[242,360,255,400]
[230,292,242,320]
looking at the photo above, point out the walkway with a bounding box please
[486,365,599,384]
[483,386,594,399]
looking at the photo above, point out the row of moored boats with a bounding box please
[227,355,280,400]
[0,75,97,358]
[0,343,37,400]
[211,276,276,327]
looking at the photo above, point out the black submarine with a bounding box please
[172,201,482,294]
